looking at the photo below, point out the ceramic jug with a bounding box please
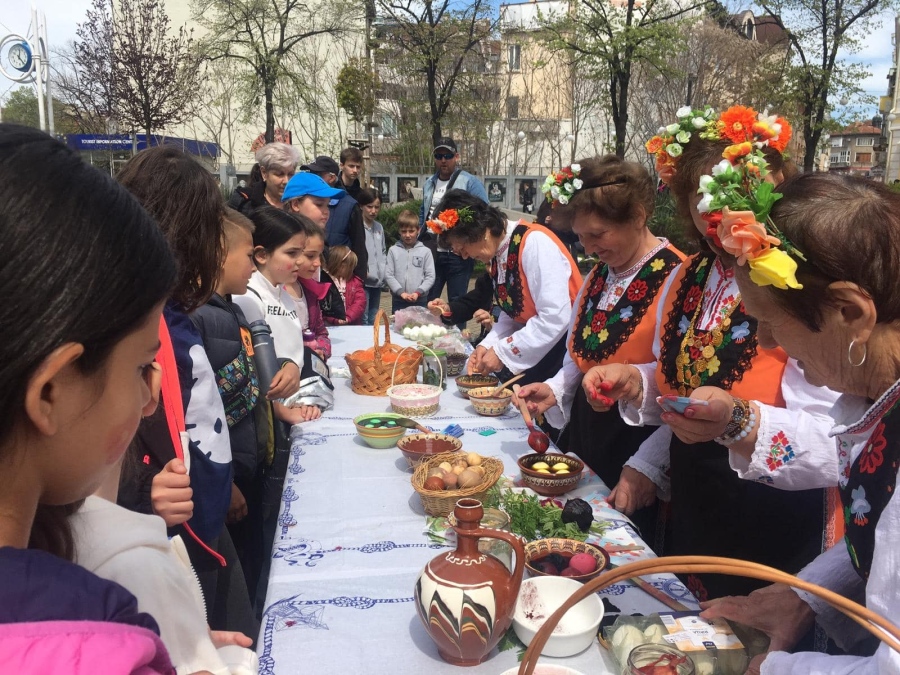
[414,498,526,666]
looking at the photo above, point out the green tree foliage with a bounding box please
[336,58,378,123]
[754,0,898,171]
[1,88,80,135]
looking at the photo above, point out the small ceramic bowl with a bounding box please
[455,374,499,398]
[446,353,467,376]
[524,538,610,582]
[468,387,513,416]
[517,453,584,496]
[512,576,604,657]
[353,413,408,449]
[397,433,463,469]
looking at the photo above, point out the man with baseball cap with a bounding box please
[303,155,367,280]
[419,137,488,328]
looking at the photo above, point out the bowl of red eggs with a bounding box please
[524,538,609,582]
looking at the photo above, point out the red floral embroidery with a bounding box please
[591,312,608,332]
[860,422,887,474]
[686,574,708,603]
[590,272,606,294]
[498,286,508,302]
[683,285,702,313]
[627,280,648,302]
[506,253,518,270]
[689,346,702,360]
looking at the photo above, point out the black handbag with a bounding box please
[319,270,346,321]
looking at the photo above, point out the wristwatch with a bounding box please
[717,397,750,445]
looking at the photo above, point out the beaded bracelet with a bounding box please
[716,398,757,446]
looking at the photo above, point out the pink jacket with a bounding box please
[324,275,367,326]
[0,620,174,674]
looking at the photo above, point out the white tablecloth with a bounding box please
[257,326,698,674]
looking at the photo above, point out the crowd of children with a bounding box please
[0,127,403,674]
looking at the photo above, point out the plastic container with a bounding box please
[421,347,447,390]
[627,644,695,675]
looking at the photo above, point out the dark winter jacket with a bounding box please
[326,195,368,280]
[440,271,494,327]
[190,294,261,485]
[227,181,268,215]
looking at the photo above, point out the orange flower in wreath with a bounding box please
[656,154,676,184]
[645,136,666,154]
[718,106,757,144]
[716,208,781,265]
[438,209,459,228]
[723,142,753,163]
[770,117,793,153]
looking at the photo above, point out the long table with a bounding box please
[258,326,698,674]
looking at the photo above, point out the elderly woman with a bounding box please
[688,173,900,673]
[515,156,685,541]
[429,189,582,385]
[582,107,841,601]
[228,142,300,214]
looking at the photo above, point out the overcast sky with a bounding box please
[1,0,896,116]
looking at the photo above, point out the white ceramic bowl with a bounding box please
[512,577,604,658]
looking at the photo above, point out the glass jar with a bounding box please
[627,644,695,675]
[421,348,447,390]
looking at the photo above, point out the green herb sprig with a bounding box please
[483,484,606,542]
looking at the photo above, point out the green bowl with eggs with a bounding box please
[354,413,409,449]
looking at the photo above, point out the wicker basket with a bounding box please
[411,451,504,517]
[345,309,423,396]
[517,555,900,675]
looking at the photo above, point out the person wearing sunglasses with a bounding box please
[419,137,489,329]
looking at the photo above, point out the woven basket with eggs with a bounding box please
[345,309,422,396]
[411,452,503,517]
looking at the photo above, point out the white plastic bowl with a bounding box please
[512,577,604,658]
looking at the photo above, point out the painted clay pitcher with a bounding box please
[414,498,526,666]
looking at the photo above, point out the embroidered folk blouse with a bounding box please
[617,255,840,498]
[543,238,680,429]
[479,221,581,373]
[762,379,900,674]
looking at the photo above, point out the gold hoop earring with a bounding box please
[848,339,867,368]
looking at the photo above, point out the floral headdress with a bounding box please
[541,164,583,206]
[693,105,802,290]
[645,106,719,184]
[426,206,474,235]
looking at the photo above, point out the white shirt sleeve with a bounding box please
[544,350,583,429]
[728,359,842,490]
[623,425,672,499]
[232,290,264,325]
[491,231,575,372]
[763,474,900,673]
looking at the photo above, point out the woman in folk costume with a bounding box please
[582,106,843,602]
[515,156,685,545]
[429,189,582,386]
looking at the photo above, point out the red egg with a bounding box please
[560,567,580,577]
[569,552,598,575]
[423,476,445,491]
[534,561,559,575]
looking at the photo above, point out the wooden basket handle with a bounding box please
[517,555,900,675]
[390,345,423,387]
[372,308,391,362]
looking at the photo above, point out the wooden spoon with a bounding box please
[392,417,432,434]
[512,384,551,454]
[489,372,526,397]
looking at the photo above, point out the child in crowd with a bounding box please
[292,221,332,359]
[232,206,322,425]
[323,245,366,326]
[0,124,175,672]
[386,209,435,312]
[191,208,278,609]
[358,188,387,324]
[115,146,258,641]
[281,172,343,229]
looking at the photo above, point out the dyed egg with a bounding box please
[531,461,550,471]
[551,462,570,472]
[423,476,445,491]
[457,469,481,489]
